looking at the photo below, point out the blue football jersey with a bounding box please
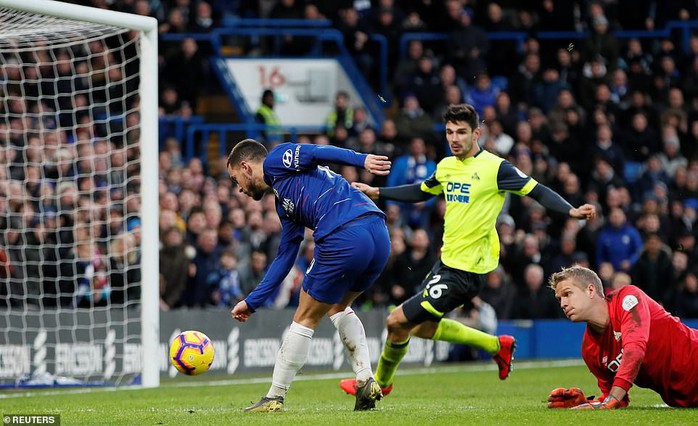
[244,142,385,311]
[263,142,384,242]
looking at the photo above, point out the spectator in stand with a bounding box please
[510,233,544,289]
[544,232,585,279]
[159,86,191,117]
[212,248,244,308]
[465,72,500,118]
[326,91,353,137]
[330,125,352,149]
[447,6,488,80]
[159,226,190,310]
[586,157,625,211]
[188,1,216,33]
[438,64,469,108]
[393,39,424,97]
[510,52,541,108]
[622,111,661,168]
[405,54,442,115]
[337,7,374,83]
[345,128,393,182]
[681,55,698,104]
[180,228,221,307]
[578,58,610,113]
[583,15,619,70]
[109,232,140,307]
[482,1,518,77]
[386,137,436,228]
[487,119,515,157]
[493,91,519,137]
[631,233,675,308]
[239,249,269,299]
[532,68,569,114]
[590,124,626,175]
[389,228,436,306]
[350,106,372,137]
[162,37,206,109]
[553,48,582,95]
[393,93,435,144]
[370,4,402,78]
[480,266,517,320]
[636,155,672,201]
[609,69,630,107]
[596,207,644,273]
[675,271,698,318]
[658,126,688,176]
[377,117,401,153]
[514,263,562,319]
[255,89,282,144]
[159,7,188,34]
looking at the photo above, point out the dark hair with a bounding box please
[227,138,268,167]
[442,104,479,131]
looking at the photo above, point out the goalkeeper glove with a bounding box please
[547,387,592,409]
[571,394,623,410]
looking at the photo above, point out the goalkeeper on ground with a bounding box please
[548,265,698,409]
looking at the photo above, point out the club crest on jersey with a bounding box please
[613,331,622,341]
[622,295,639,311]
[281,198,295,215]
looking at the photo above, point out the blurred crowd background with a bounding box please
[1,0,698,324]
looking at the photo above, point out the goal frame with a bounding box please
[0,0,160,388]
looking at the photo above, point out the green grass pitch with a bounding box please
[1,360,694,425]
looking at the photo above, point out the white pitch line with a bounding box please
[0,359,585,399]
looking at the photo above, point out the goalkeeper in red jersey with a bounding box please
[547,265,698,409]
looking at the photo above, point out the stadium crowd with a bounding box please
[1,0,698,323]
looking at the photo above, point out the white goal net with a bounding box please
[0,0,159,388]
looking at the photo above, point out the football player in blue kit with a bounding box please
[227,139,392,412]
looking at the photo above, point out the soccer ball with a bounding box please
[169,330,215,376]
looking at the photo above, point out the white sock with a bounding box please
[267,322,314,399]
[330,307,372,384]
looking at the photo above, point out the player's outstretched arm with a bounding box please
[232,300,252,322]
[352,182,380,199]
[569,203,596,221]
[364,154,391,175]
[528,183,596,220]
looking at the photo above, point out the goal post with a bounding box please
[0,0,159,388]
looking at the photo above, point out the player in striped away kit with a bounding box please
[228,139,392,412]
[343,104,596,398]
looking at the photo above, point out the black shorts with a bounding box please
[401,260,486,324]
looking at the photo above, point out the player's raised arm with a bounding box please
[496,160,596,220]
[290,143,391,174]
[352,168,439,203]
[352,182,435,202]
[364,154,391,175]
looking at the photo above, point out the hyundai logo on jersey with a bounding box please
[282,149,293,168]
